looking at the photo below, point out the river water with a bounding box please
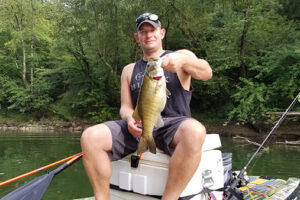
[0,131,299,199]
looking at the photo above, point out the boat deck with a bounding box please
[74,177,300,200]
[74,188,158,200]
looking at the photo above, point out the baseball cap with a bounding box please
[136,13,161,30]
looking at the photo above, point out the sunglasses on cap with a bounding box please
[136,13,160,29]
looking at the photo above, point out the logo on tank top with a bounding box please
[130,71,144,91]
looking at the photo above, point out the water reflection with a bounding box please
[0,131,299,199]
[221,136,300,179]
[0,131,93,199]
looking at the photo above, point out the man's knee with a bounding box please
[179,119,206,151]
[81,124,112,151]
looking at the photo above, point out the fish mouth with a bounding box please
[153,76,162,80]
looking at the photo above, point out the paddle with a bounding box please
[225,92,300,199]
[0,153,82,200]
[0,152,82,187]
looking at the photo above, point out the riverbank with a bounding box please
[0,120,299,139]
[206,123,300,139]
[0,120,87,133]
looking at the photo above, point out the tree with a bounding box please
[0,0,299,126]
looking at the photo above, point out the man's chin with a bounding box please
[143,44,158,51]
[143,41,157,46]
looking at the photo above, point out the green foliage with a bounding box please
[0,76,9,111]
[0,0,299,126]
[6,76,53,115]
[278,0,300,22]
[228,42,300,123]
[228,79,269,124]
[89,105,119,123]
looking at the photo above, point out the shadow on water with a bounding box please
[0,131,299,199]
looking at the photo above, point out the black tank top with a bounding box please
[130,50,192,117]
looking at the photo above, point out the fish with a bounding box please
[132,57,170,155]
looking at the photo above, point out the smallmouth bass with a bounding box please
[133,57,170,154]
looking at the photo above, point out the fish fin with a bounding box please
[166,88,171,98]
[155,115,164,128]
[148,137,156,154]
[137,137,147,155]
[132,107,141,121]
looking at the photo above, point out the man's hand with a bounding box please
[161,52,184,73]
[127,117,142,138]
[161,50,212,81]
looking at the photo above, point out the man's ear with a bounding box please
[160,28,166,39]
[134,33,139,43]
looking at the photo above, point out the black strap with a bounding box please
[179,186,244,200]
[224,187,244,200]
[111,183,243,200]
[178,187,226,200]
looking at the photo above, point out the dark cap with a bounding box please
[136,13,161,30]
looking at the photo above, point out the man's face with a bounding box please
[134,23,165,51]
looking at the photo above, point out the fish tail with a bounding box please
[137,137,147,155]
[137,137,157,155]
[148,137,156,154]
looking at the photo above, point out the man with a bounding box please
[81,13,213,200]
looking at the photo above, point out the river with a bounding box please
[0,131,299,199]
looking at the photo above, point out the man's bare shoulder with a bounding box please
[121,63,135,84]
[122,63,135,75]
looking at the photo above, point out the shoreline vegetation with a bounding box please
[1,117,299,139]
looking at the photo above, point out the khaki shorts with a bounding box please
[104,116,191,161]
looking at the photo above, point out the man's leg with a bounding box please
[81,124,112,200]
[162,119,206,200]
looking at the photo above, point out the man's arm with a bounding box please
[120,63,134,121]
[177,49,212,81]
[162,49,212,81]
[120,63,142,138]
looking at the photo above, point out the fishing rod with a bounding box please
[226,92,300,199]
[238,92,299,179]
[0,153,83,200]
[0,152,82,187]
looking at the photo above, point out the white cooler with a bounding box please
[110,134,224,200]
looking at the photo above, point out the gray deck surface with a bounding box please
[74,188,158,200]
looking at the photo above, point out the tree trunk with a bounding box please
[114,5,119,73]
[164,18,170,50]
[30,36,34,90]
[92,3,103,62]
[15,13,28,87]
[22,38,27,87]
[239,1,250,78]
[30,0,36,90]
[91,3,116,75]
[78,39,90,78]
[170,2,207,57]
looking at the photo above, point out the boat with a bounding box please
[234,176,300,200]
[74,133,300,200]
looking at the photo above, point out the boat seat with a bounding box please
[110,134,224,200]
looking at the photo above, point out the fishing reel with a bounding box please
[223,171,249,200]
